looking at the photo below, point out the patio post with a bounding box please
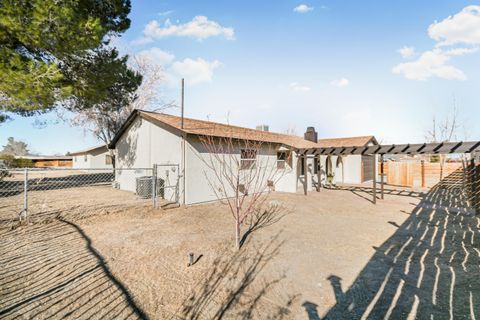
[317,154,321,192]
[380,154,384,200]
[304,155,308,196]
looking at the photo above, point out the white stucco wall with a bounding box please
[315,154,376,185]
[185,136,297,205]
[72,149,113,169]
[114,116,184,203]
[72,154,92,169]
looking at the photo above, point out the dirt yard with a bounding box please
[1,185,478,319]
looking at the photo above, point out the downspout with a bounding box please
[180,78,186,205]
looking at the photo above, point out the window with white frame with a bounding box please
[277,151,290,169]
[240,149,257,169]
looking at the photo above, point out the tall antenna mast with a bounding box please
[181,78,185,129]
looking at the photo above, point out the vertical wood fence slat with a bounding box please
[421,160,425,188]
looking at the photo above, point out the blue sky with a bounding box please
[2,0,480,154]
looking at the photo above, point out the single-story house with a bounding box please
[109,110,378,205]
[14,155,72,168]
[71,145,113,169]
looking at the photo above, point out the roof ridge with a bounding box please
[318,135,374,140]
[139,110,306,140]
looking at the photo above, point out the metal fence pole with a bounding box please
[23,168,28,221]
[152,165,157,209]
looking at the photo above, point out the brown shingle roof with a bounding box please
[139,111,320,149]
[317,136,377,148]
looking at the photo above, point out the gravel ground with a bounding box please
[1,184,477,319]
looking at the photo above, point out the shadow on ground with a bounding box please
[178,234,297,319]
[0,219,148,319]
[305,170,480,319]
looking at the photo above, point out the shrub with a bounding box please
[0,154,34,168]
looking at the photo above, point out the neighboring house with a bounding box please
[109,110,378,205]
[71,145,113,169]
[14,155,73,168]
[317,135,379,185]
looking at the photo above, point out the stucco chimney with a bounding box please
[304,127,318,142]
[256,125,269,132]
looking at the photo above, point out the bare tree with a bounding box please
[1,137,29,156]
[63,53,175,165]
[284,126,297,136]
[426,102,460,144]
[197,135,292,250]
[425,101,463,179]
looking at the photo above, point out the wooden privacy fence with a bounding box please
[380,161,479,212]
[380,161,465,188]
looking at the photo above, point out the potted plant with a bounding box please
[327,173,334,185]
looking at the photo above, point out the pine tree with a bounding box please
[0,0,141,121]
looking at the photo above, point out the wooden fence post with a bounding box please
[380,154,384,200]
[421,160,425,188]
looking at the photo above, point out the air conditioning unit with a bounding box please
[136,176,165,199]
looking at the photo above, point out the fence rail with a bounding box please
[0,166,179,228]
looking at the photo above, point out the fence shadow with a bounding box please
[304,168,480,319]
[326,184,426,202]
[0,219,148,319]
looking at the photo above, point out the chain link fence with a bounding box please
[0,166,179,228]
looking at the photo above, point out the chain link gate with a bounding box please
[152,163,181,209]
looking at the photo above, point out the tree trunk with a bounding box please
[235,178,241,250]
[235,218,241,251]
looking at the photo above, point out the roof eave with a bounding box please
[108,110,141,149]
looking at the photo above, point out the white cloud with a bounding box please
[394,5,480,81]
[171,58,222,84]
[445,47,479,56]
[137,47,175,65]
[398,46,416,58]
[392,49,466,81]
[330,78,349,87]
[294,4,314,13]
[428,5,480,46]
[141,16,234,41]
[289,82,311,92]
[133,47,221,85]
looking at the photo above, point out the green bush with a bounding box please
[0,154,34,168]
[430,155,440,163]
